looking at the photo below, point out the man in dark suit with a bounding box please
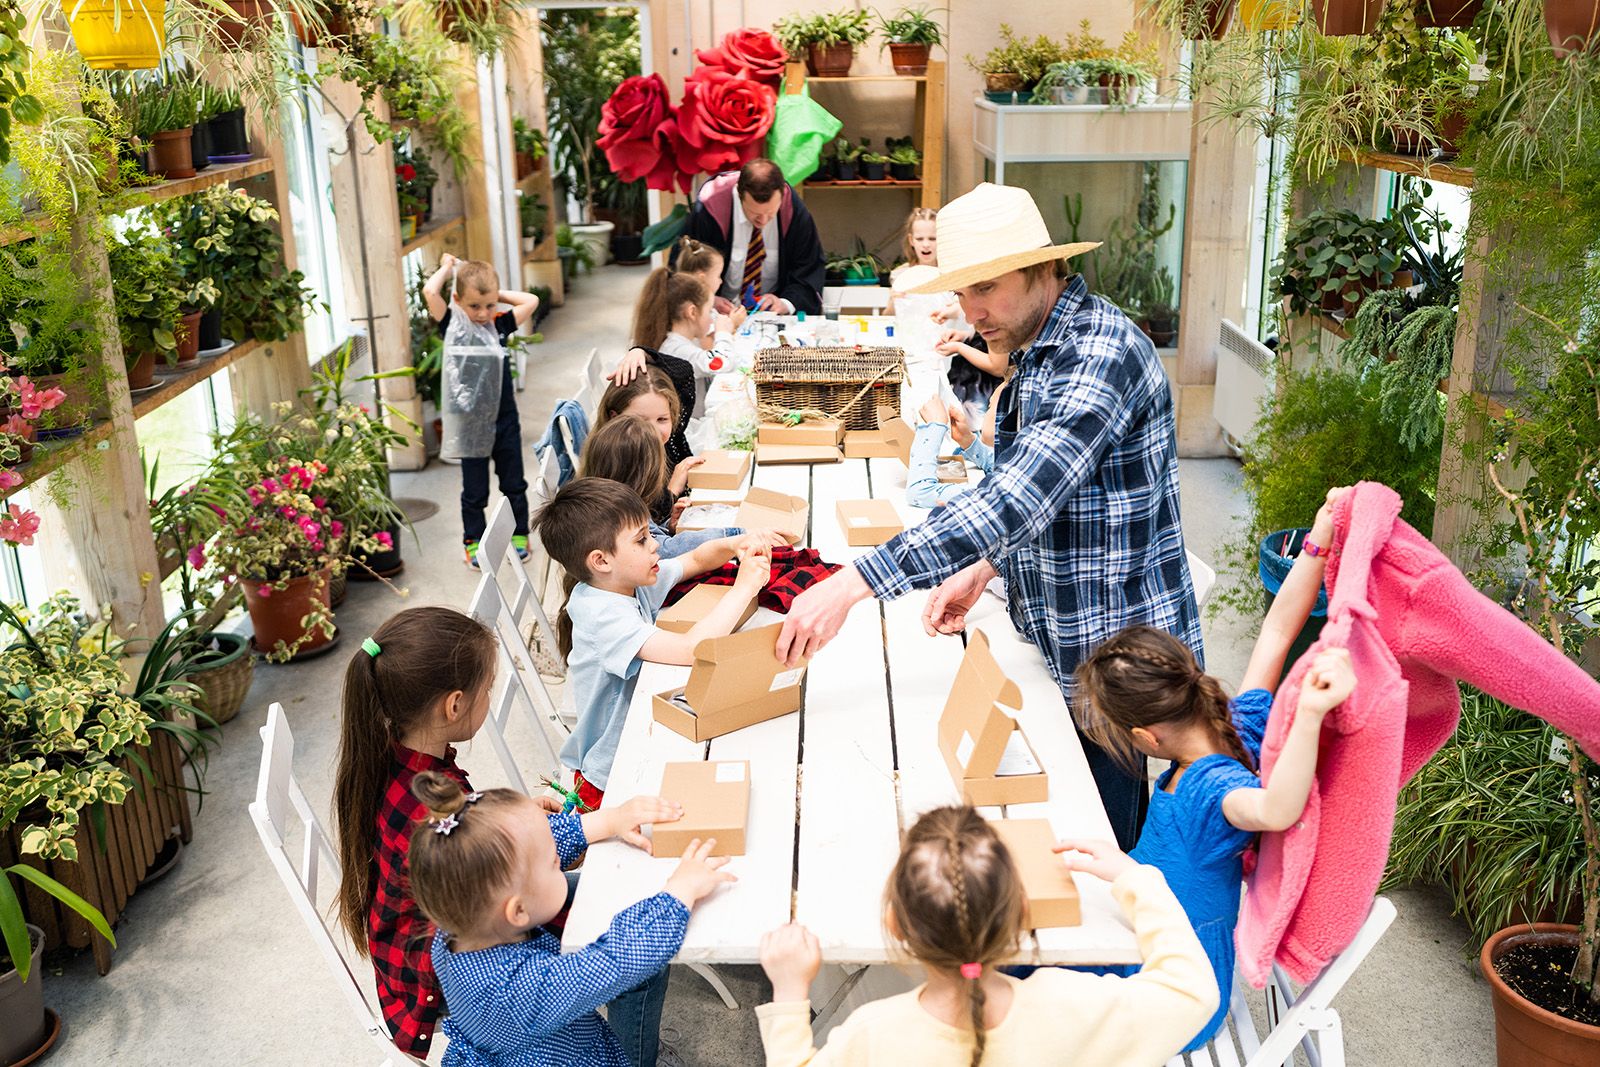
[675,158,825,315]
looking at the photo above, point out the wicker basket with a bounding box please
[189,632,255,726]
[752,346,905,431]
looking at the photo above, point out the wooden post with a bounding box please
[456,70,495,263]
[507,17,565,303]
[1174,93,1258,456]
[321,80,426,471]
[918,61,946,210]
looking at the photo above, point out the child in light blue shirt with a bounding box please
[907,395,995,509]
[533,477,778,807]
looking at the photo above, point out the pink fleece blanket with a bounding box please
[1236,481,1600,987]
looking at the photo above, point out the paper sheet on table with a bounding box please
[994,730,1043,776]
[680,504,739,528]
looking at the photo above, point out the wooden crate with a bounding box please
[0,731,193,975]
[752,346,905,431]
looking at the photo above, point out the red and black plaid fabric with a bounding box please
[369,743,470,1055]
[664,546,841,613]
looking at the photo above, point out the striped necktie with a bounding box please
[742,226,766,303]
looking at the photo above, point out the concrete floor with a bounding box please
[39,264,1497,1065]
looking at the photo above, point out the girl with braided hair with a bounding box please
[1072,487,1358,1051]
[753,806,1217,1065]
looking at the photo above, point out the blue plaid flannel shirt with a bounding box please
[855,275,1202,722]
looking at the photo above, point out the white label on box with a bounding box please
[849,516,870,527]
[770,667,805,691]
[956,730,976,769]
[994,731,1042,777]
[715,762,746,783]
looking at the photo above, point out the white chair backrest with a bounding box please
[468,572,566,771]
[557,404,582,467]
[1187,550,1217,609]
[536,447,562,502]
[828,285,892,315]
[249,703,423,1067]
[482,498,562,671]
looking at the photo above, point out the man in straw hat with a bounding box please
[776,183,1202,849]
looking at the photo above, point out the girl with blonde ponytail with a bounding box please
[1072,486,1359,1052]
[752,807,1219,1065]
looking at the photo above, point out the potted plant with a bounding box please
[115,73,199,179]
[1311,0,1386,35]
[775,10,873,77]
[108,227,183,388]
[1034,61,1093,105]
[876,6,943,75]
[833,135,860,180]
[146,455,256,725]
[837,240,884,284]
[885,136,921,180]
[395,160,424,241]
[825,251,850,286]
[967,23,1065,101]
[1144,267,1179,346]
[0,867,112,1065]
[1146,0,1238,39]
[416,0,526,59]
[291,0,370,49]
[65,0,166,71]
[1544,0,1600,55]
[513,115,547,178]
[0,5,42,169]
[1271,209,1406,319]
[200,81,250,163]
[519,192,548,252]
[542,7,637,249]
[174,276,219,363]
[857,138,888,181]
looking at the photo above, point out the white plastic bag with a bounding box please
[440,307,505,461]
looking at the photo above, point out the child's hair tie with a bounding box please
[362,637,382,658]
[959,962,982,980]
[430,791,484,836]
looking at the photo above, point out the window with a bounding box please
[281,50,349,361]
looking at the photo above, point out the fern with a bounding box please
[1382,304,1456,450]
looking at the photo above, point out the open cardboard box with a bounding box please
[686,449,752,491]
[656,584,759,635]
[757,443,842,465]
[675,487,807,545]
[758,419,844,447]
[652,622,809,741]
[937,630,1049,806]
[991,819,1081,928]
[652,760,751,858]
[842,405,916,462]
[836,499,904,546]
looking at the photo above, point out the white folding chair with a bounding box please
[828,284,892,315]
[1188,550,1217,609]
[481,497,563,678]
[468,573,567,756]
[580,347,605,416]
[535,446,562,502]
[1166,896,1397,1067]
[249,704,425,1067]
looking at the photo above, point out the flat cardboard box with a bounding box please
[685,449,752,491]
[991,819,1081,928]
[652,622,809,741]
[937,630,1050,806]
[756,443,843,465]
[651,760,751,858]
[758,419,844,446]
[836,499,904,546]
[736,486,809,545]
[656,584,758,635]
[842,429,900,458]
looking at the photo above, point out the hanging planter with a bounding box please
[1193,0,1237,39]
[244,568,336,659]
[1415,0,1484,28]
[215,0,275,47]
[1239,0,1300,30]
[1545,0,1600,56]
[1311,0,1385,35]
[1481,924,1600,1064]
[292,9,354,49]
[66,0,166,71]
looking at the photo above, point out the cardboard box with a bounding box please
[937,630,1049,806]
[652,622,809,741]
[656,585,759,635]
[686,449,752,491]
[842,429,901,458]
[674,496,742,533]
[836,499,904,546]
[736,486,808,545]
[758,419,844,446]
[756,443,843,465]
[991,819,1081,928]
[652,760,751,858]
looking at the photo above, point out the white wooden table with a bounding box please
[562,452,1141,968]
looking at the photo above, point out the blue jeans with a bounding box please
[459,372,528,543]
[1080,728,1148,852]
[558,872,670,1067]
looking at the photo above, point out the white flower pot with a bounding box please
[569,221,614,268]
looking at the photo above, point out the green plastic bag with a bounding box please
[765,82,842,186]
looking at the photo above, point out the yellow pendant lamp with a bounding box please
[1239,0,1301,31]
[67,0,166,71]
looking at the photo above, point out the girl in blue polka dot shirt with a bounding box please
[405,771,736,1066]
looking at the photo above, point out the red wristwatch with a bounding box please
[1302,538,1327,558]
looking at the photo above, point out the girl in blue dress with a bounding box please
[1074,487,1357,1051]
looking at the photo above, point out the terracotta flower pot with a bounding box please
[292,10,353,49]
[33,370,109,429]
[1311,0,1385,35]
[147,126,195,179]
[176,309,203,363]
[888,42,929,75]
[1481,923,1600,1065]
[126,350,156,389]
[1194,0,1237,38]
[244,568,335,659]
[1545,0,1600,57]
[215,0,273,47]
[806,42,855,77]
[1416,0,1484,28]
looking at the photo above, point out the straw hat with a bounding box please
[889,264,941,293]
[906,183,1101,295]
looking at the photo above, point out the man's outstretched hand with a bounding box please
[775,566,874,666]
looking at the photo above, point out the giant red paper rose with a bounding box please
[598,73,674,184]
[695,28,788,89]
[675,68,777,176]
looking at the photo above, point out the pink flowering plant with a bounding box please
[0,359,68,542]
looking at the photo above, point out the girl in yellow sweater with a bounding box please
[755,807,1217,1067]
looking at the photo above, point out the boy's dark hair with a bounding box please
[737,158,786,203]
[533,477,653,657]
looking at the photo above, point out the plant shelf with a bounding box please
[973,98,1193,172]
[0,158,277,248]
[802,181,923,191]
[1340,148,1473,188]
[2,419,120,501]
[401,214,465,256]
[803,74,928,82]
[131,339,263,420]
